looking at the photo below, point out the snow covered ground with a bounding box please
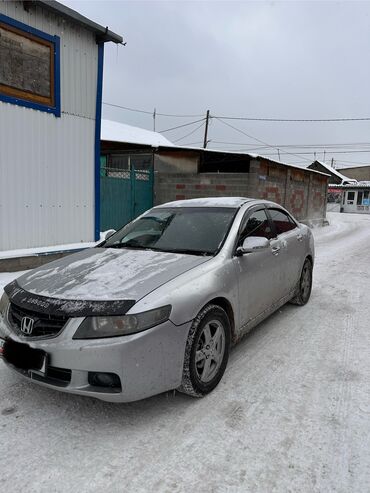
[1,212,370,493]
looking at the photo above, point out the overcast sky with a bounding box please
[64,0,370,168]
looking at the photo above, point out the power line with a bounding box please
[211,140,370,149]
[214,115,370,123]
[103,102,203,118]
[255,149,370,156]
[178,141,204,147]
[335,158,370,165]
[214,117,312,163]
[172,121,206,143]
[103,102,370,122]
[159,118,205,133]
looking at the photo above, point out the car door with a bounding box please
[266,207,303,296]
[233,207,284,328]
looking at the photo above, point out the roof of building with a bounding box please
[101,119,174,147]
[328,181,370,189]
[37,1,123,44]
[310,160,357,184]
[337,164,370,170]
[101,120,329,178]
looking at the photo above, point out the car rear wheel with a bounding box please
[290,258,313,306]
[178,304,231,397]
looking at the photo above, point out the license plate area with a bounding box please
[3,339,47,371]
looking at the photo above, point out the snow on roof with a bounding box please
[101,120,174,147]
[312,161,357,184]
[331,181,370,189]
[100,120,328,178]
[337,163,370,169]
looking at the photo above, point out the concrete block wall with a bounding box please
[252,159,327,223]
[154,173,252,205]
[307,174,328,221]
[154,161,328,225]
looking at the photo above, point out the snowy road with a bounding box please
[1,212,370,493]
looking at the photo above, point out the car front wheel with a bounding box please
[178,304,231,397]
[290,258,313,306]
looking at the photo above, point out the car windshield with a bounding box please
[103,207,237,255]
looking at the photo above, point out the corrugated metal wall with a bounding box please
[0,1,98,250]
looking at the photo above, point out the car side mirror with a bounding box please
[103,229,116,240]
[236,236,269,256]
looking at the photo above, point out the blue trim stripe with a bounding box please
[0,13,61,117]
[53,35,61,118]
[0,13,56,42]
[94,43,104,241]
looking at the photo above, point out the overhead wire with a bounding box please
[102,101,370,163]
[211,140,370,149]
[179,141,204,146]
[253,149,370,156]
[214,115,370,122]
[214,117,312,163]
[334,158,370,165]
[103,102,203,118]
[172,121,206,143]
[159,118,205,133]
[103,102,370,122]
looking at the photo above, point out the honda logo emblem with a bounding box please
[21,316,34,335]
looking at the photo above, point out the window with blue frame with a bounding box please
[0,14,60,116]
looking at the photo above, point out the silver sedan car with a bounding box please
[0,198,314,402]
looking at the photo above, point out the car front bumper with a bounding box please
[0,315,192,402]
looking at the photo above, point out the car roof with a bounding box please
[156,197,257,209]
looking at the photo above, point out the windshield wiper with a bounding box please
[159,248,212,256]
[106,243,152,250]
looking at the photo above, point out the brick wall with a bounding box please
[154,160,328,225]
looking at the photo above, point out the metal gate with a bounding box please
[100,155,153,231]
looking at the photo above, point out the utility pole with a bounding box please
[323,150,326,162]
[331,157,334,168]
[203,110,210,148]
[153,108,156,132]
[277,148,281,161]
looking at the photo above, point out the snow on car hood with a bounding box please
[16,248,210,301]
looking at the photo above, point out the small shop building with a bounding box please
[338,183,370,214]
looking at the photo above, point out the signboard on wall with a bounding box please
[0,21,54,106]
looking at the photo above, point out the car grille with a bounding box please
[8,302,68,338]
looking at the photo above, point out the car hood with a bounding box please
[16,247,210,301]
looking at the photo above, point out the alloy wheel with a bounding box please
[195,320,226,383]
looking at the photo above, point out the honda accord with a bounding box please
[0,197,314,402]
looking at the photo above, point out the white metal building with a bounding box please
[339,183,370,214]
[0,0,122,251]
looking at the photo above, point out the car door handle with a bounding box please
[296,234,303,242]
[271,246,280,255]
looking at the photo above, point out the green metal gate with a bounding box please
[100,155,153,231]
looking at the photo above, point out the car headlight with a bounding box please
[0,292,9,317]
[73,305,172,339]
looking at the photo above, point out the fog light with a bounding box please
[88,372,121,390]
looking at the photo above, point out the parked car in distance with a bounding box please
[0,197,314,402]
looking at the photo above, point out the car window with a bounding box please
[239,209,274,243]
[268,208,297,235]
[103,207,237,255]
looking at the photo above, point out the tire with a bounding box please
[290,258,313,306]
[178,304,231,398]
